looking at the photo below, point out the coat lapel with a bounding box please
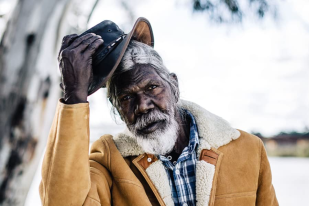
[196,148,223,206]
[196,160,215,206]
[145,160,174,206]
[132,154,174,206]
[113,99,240,206]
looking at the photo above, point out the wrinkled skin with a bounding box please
[116,66,175,132]
[59,36,189,157]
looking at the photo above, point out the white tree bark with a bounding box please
[0,0,98,205]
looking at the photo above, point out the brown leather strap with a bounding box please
[137,153,158,170]
[200,149,219,166]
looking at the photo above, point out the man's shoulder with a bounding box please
[90,134,137,163]
[218,129,264,155]
[237,129,263,144]
[91,134,115,152]
[89,134,119,168]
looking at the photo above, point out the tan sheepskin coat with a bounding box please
[39,99,278,206]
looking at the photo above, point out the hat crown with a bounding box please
[81,20,125,46]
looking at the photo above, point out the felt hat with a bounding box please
[79,17,154,95]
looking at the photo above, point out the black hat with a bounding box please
[79,17,154,96]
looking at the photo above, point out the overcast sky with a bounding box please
[86,0,309,138]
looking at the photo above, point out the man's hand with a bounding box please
[58,33,104,104]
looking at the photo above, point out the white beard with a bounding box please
[135,117,178,155]
[126,107,179,155]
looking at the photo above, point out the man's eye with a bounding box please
[122,95,132,101]
[148,85,157,90]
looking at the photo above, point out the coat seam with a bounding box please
[90,170,104,178]
[100,136,111,170]
[113,178,143,188]
[90,166,106,176]
[86,195,101,204]
[90,162,108,176]
[215,191,256,200]
[90,169,112,188]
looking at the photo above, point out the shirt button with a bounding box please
[175,169,180,175]
[147,157,152,162]
[173,161,177,165]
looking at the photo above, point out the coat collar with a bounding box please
[113,99,240,157]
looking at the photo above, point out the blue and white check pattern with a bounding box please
[158,110,199,206]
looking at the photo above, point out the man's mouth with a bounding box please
[138,120,166,134]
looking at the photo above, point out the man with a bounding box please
[39,18,278,206]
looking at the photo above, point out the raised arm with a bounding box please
[39,33,111,206]
[39,100,91,205]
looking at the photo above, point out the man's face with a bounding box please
[115,65,179,155]
[116,66,175,131]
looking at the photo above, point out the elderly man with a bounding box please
[39,18,278,206]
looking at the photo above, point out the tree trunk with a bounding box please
[0,0,75,205]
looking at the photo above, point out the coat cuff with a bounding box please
[58,98,89,108]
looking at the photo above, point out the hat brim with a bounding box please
[87,17,154,96]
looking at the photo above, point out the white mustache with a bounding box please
[131,109,170,131]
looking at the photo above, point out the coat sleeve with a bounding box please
[39,100,112,206]
[256,139,279,206]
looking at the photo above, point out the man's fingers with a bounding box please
[67,33,96,50]
[59,33,96,60]
[86,38,104,55]
[62,34,78,48]
[58,34,78,59]
[77,35,102,53]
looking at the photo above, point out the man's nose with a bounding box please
[134,93,154,115]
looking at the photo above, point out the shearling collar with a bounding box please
[113,99,240,157]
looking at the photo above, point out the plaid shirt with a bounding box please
[158,110,199,206]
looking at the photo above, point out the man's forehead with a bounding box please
[116,66,163,89]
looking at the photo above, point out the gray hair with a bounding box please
[107,40,179,116]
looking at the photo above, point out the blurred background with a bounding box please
[0,0,308,205]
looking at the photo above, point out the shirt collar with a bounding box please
[186,109,199,153]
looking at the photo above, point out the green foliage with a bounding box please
[192,0,273,23]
